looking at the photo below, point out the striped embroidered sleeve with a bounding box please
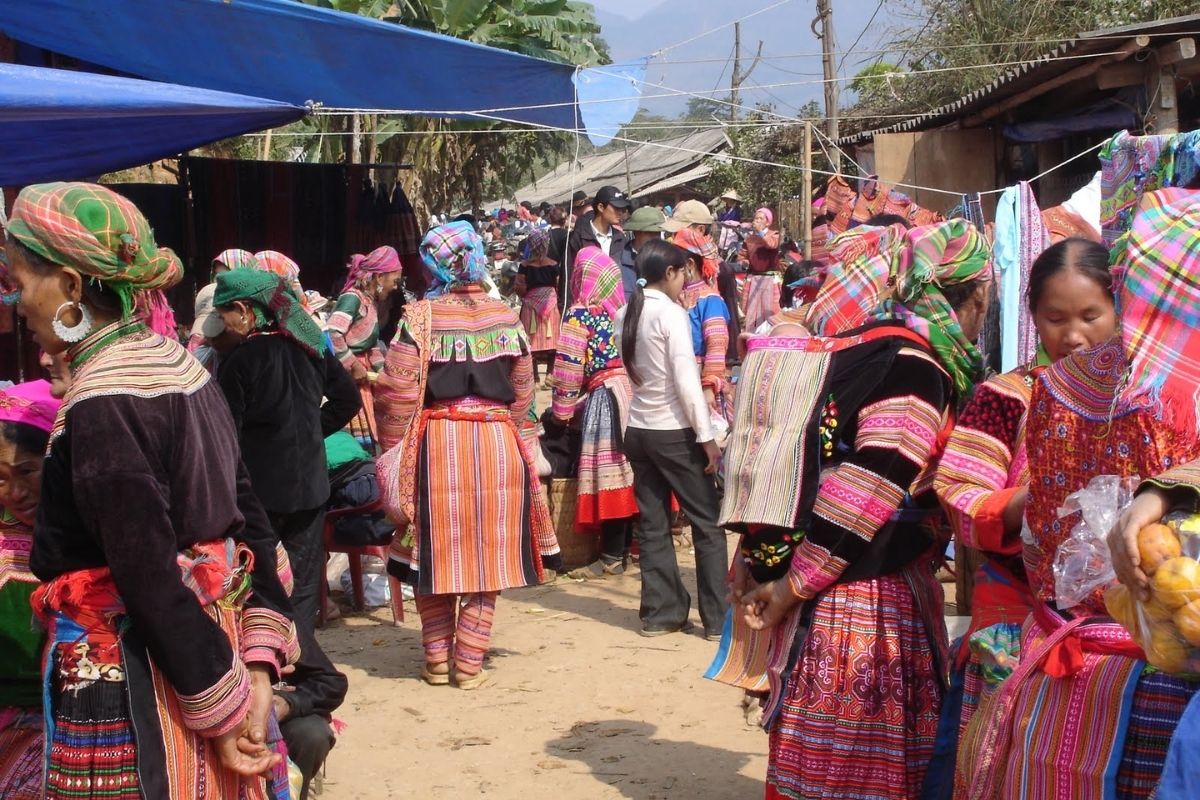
[699,297,730,387]
[933,376,1030,554]
[374,325,423,452]
[240,606,299,674]
[509,339,536,426]
[326,291,362,369]
[550,309,589,422]
[787,350,951,600]
[1142,459,1200,507]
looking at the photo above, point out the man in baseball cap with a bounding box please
[618,205,666,300]
[661,199,715,233]
[564,185,631,305]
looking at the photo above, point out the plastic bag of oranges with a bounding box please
[1105,512,1200,674]
[1053,475,1138,608]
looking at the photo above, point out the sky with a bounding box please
[588,0,911,119]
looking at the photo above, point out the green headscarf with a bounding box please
[6,182,183,318]
[879,219,993,398]
[214,270,326,358]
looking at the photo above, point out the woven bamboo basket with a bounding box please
[546,478,600,569]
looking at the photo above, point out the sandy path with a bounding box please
[315,552,769,799]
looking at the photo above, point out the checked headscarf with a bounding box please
[879,218,993,398]
[7,182,182,318]
[1115,187,1200,434]
[214,269,327,359]
[421,221,487,298]
[571,246,625,320]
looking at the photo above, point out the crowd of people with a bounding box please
[0,171,1198,800]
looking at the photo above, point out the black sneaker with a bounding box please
[639,620,695,638]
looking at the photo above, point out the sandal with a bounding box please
[454,669,490,690]
[421,664,451,686]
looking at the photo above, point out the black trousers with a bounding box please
[280,714,335,800]
[624,427,728,633]
[269,506,326,637]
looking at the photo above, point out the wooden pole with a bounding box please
[802,121,813,260]
[815,0,839,167]
[623,139,633,194]
[350,112,361,165]
[730,21,764,121]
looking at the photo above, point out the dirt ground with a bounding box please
[315,549,771,799]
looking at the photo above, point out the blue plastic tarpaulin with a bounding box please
[0,0,642,141]
[0,63,305,185]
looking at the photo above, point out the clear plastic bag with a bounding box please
[1106,511,1200,674]
[1052,475,1138,609]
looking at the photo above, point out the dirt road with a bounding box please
[316,554,769,799]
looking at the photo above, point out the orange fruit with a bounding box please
[1138,523,1182,575]
[1104,584,1139,631]
[1145,595,1176,623]
[1176,600,1200,647]
[1150,557,1200,610]
[1148,624,1192,673]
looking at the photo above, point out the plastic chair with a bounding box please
[319,499,405,627]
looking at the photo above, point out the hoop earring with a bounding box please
[51,301,93,343]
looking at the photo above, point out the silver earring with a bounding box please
[51,301,93,343]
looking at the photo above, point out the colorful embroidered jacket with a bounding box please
[375,286,534,452]
[1024,340,1200,614]
[31,321,297,737]
[327,288,384,371]
[934,368,1037,635]
[786,347,954,600]
[680,279,730,391]
[550,305,622,422]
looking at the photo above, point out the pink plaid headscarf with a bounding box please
[571,246,625,320]
[343,245,401,292]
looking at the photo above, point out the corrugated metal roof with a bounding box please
[483,127,728,207]
[837,13,1200,146]
[633,161,713,198]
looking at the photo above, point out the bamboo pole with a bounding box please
[802,121,813,260]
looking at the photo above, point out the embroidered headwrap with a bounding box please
[254,250,301,283]
[0,380,60,434]
[213,270,327,359]
[672,227,721,282]
[571,246,625,320]
[343,245,401,292]
[1113,187,1200,436]
[804,223,905,336]
[880,218,992,397]
[6,182,183,318]
[213,248,258,272]
[522,229,553,264]
[420,221,488,298]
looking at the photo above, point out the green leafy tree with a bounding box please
[849,62,901,106]
[851,0,1197,125]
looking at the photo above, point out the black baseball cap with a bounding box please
[572,190,590,208]
[594,185,631,209]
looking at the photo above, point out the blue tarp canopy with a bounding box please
[0,0,643,138]
[0,63,305,185]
